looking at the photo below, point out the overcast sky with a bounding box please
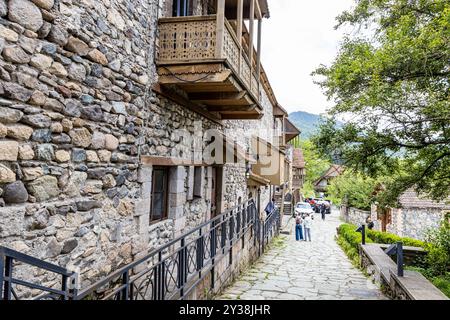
[260,0,355,115]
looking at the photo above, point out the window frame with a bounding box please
[150,166,169,224]
[172,0,193,17]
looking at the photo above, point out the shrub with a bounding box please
[338,223,373,250]
[367,229,426,248]
[424,214,450,276]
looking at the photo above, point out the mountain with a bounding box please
[288,111,323,139]
[288,111,343,139]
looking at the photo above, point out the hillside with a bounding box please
[288,111,343,139]
[288,111,323,139]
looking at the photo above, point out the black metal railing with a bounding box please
[385,242,404,277]
[1,198,281,300]
[0,246,77,300]
[357,224,404,277]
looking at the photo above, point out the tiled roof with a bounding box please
[313,164,344,186]
[398,189,450,209]
[293,148,305,168]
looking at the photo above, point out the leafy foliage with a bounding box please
[337,224,373,265]
[312,0,450,205]
[424,212,450,275]
[291,139,331,198]
[327,170,377,210]
[367,229,426,248]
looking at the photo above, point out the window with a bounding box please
[150,167,169,223]
[193,166,203,198]
[172,0,193,17]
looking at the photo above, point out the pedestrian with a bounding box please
[265,198,276,215]
[320,203,326,221]
[366,216,374,230]
[295,213,303,241]
[304,213,312,241]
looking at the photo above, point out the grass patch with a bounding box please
[267,235,287,250]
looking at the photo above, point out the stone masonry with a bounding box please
[0,0,283,296]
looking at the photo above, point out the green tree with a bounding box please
[312,0,450,205]
[327,170,377,210]
[296,139,331,198]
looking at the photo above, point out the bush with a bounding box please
[336,224,374,266]
[338,223,373,250]
[424,214,450,276]
[367,229,426,248]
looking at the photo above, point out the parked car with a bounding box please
[294,202,314,217]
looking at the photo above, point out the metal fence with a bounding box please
[1,199,281,300]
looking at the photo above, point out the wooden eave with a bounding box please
[247,171,271,186]
[273,103,288,117]
[284,118,301,142]
[157,62,263,120]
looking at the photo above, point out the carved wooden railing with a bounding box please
[157,15,260,102]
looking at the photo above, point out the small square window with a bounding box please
[150,167,169,224]
[193,166,203,198]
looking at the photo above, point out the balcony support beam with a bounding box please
[248,0,255,91]
[237,0,243,74]
[216,0,226,58]
[257,19,262,91]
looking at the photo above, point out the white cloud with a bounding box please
[261,0,355,115]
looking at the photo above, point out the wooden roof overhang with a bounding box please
[247,171,271,186]
[157,61,263,120]
[284,118,301,142]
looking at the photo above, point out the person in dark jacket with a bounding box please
[320,203,326,220]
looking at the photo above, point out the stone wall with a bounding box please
[386,207,445,241]
[0,0,284,297]
[340,206,370,226]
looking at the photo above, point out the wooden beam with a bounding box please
[237,0,243,75]
[152,83,222,124]
[216,0,226,59]
[220,113,263,120]
[188,91,247,101]
[158,70,231,85]
[255,0,262,20]
[205,105,256,112]
[248,0,255,83]
[141,156,214,167]
[257,19,262,86]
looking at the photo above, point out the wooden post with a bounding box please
[237,0,243,74]
[248,0,255,90]
[257,18,262,95]
[215,0,226,59]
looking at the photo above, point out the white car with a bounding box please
[294,202,314,217]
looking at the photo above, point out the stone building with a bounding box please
[292,148,305,204]
[313,164,344,194]
[370,189,450,241]
[0,0,299,295]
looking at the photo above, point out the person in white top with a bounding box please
[303,213,312,242]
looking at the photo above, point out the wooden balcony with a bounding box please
[156,15,263,120]
[250,137,287,186]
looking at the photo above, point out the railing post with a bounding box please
[178,238,187,297]
[221,216,227,252]
[121,270,130,300]
[69,273,78,300]
[361,224,366,245]
[157,252,165,300]
[3,256,12,300]
[196,232,204,273]
[215,0,225,58]
[397,242,404,277]
[0,249,4,300]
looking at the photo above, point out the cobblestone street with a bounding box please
[218,209,387,300]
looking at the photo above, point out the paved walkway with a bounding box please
[218,209,387,300]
